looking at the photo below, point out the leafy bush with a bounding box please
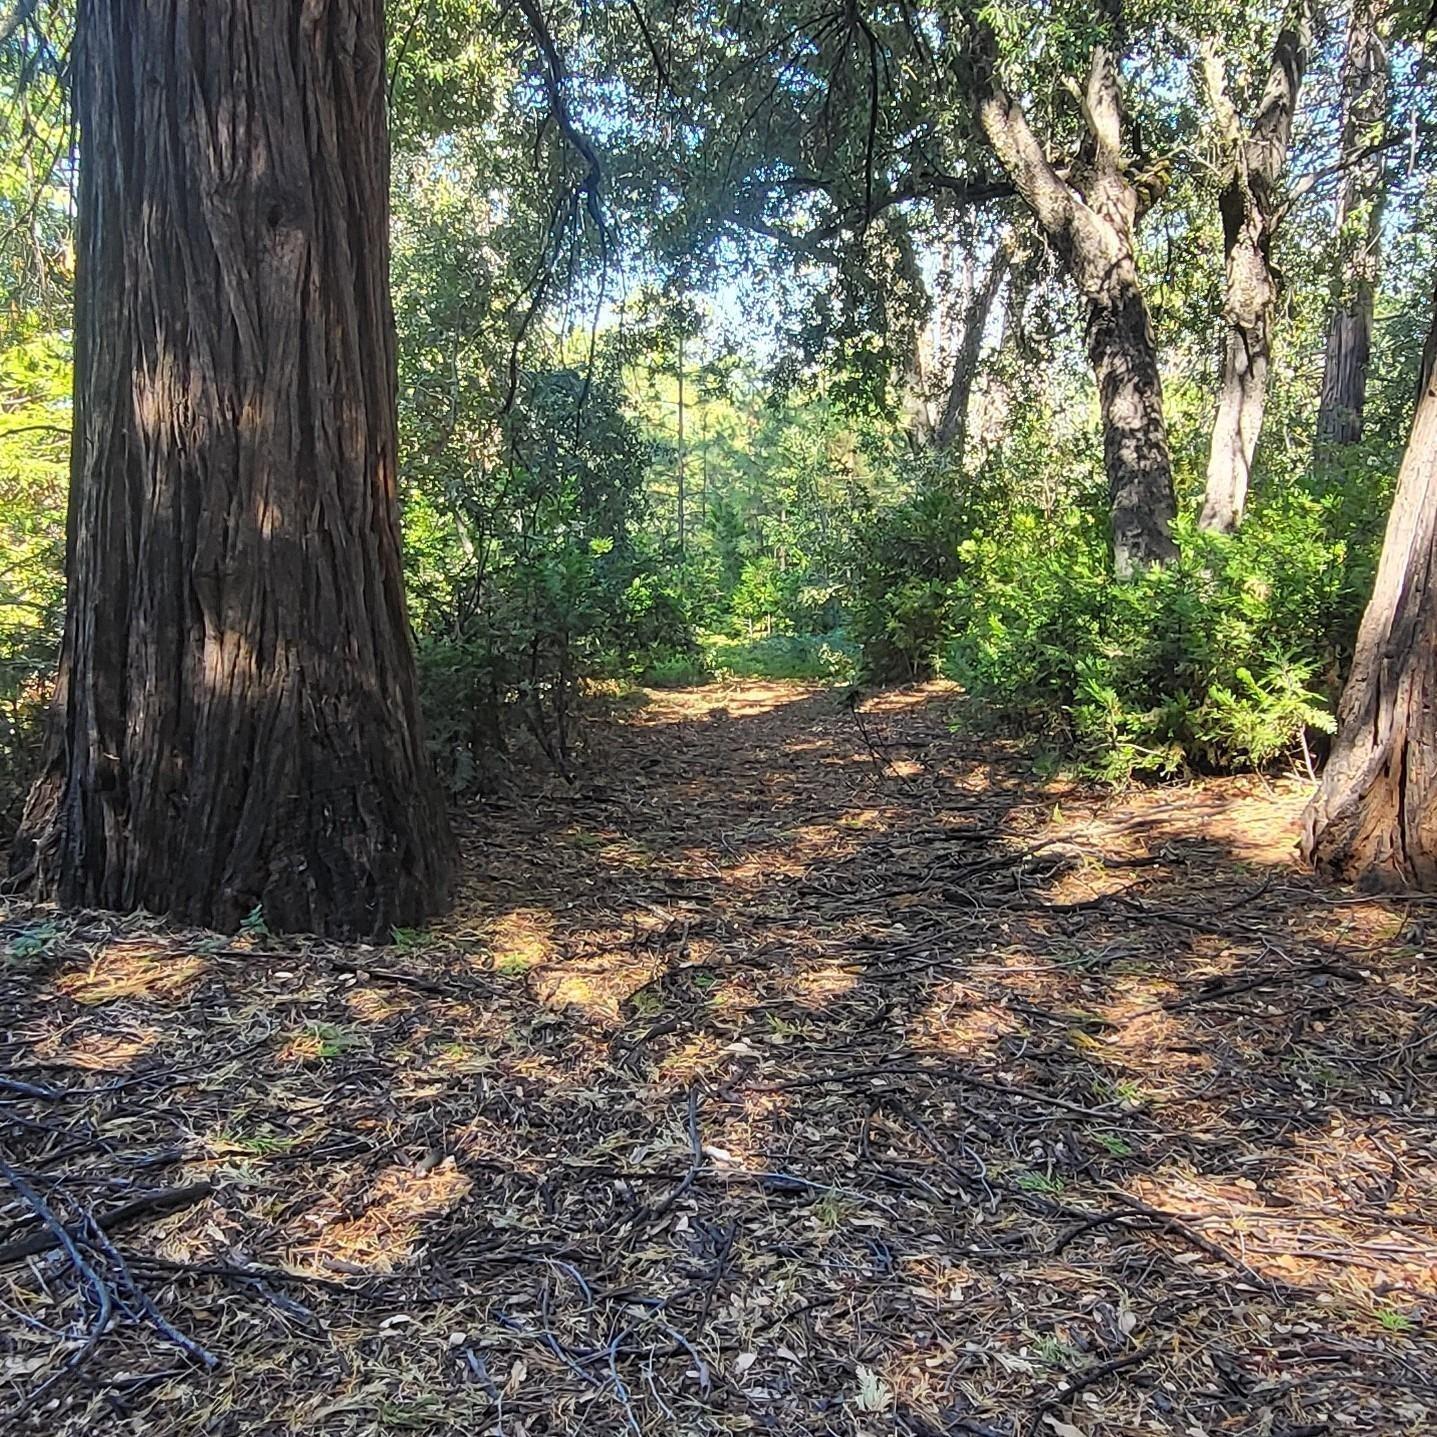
[643,648,713,687]
[848,484,974,682]
[0,334,68,830]
[702,631,858,682]
[941,491,1368,780]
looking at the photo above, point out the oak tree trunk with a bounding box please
[972,21,1178,576]
[1302,288,1437,887]
[1198,12,1310,533]
[1087,284,1177,574]
[1315,0,1388,451]
[11,0,454,939]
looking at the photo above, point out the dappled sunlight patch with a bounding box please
[596,835,658,869]
[702,1090,792,1173]
[1089,982,1216,1084]
[913,982,1024,1058]
[859,681,959,714]
[343,985,410,1024]
[783,961,857,1009]
[292,1160,473,1275]
[654,1032,731,1084]
[1272,1119,1437,1217]
[31,1023,158,1071]
[480,906,554,974]
[836,806,888,830]
[55,943,208,1005]
[532,953,661,1025]
[635,679,820,724]
[427,1037,498,1078]
[1052,775,1307,868]
[1043,855,1145,906]
[277,1020,370,1065]
[1126,1161,1437,1300]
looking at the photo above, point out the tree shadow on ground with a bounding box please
[1,679,1433,1435]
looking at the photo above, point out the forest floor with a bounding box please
[1,681,1436,1436]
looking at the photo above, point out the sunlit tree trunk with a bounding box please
[1198,11,1310,532]
[1315,0,1389,451]
[11,0,454,938]
[972,23,1177,577]
[1302,288,1437,887]
[933,240,1011,456]
[906,239,1009,457]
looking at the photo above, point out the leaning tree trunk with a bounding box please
[11,0,454,939]
[905,237,1010,457]
[1198,12,1310,533]
[1302,288,1437,887]
[972,19,1178,576]
[1315,0,1389,451]
[932,240,1012,455]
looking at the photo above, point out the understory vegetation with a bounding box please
[1,0,1434,821]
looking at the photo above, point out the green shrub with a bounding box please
[702,631,858,682]
[643,648,712,687]
[849,484,976,681]
[941,490,1366,780]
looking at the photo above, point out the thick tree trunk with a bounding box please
[11,0,454,939]
[972,23,1178,576]
[1302,289,1437,887]
[1315,0,1388,451]
[1198,13,1310,533]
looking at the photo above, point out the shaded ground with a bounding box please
[2,680,1435,1435]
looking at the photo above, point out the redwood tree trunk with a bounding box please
[1315,0,1388,451]
[11,0,454,938]
[1302,289,1437,887]
[1198,12,1310,533]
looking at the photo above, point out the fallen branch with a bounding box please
[0,1180,213,1265]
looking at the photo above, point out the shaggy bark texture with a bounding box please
[12,0,454,938]
[1303,290,1437,888]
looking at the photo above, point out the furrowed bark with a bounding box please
[971,21,1177,577]
[1198,11,1311,533]
[12,0,454,939]
[1315,0,1389,451]
[1302,288,1437,887]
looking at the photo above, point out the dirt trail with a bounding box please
[2,681,1435,1434]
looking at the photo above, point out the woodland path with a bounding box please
[1,681,1435,1434]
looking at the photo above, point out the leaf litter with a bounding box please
[0,680,1434,1435]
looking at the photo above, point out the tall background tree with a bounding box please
[1198,6,1311,532]
[1314,0,1391,451]
[10,0,453,937]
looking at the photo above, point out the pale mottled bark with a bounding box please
[972,24,1177,577]
[1199,11,1311,533]
[13,0,454,937]
[908,236,1011,458]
